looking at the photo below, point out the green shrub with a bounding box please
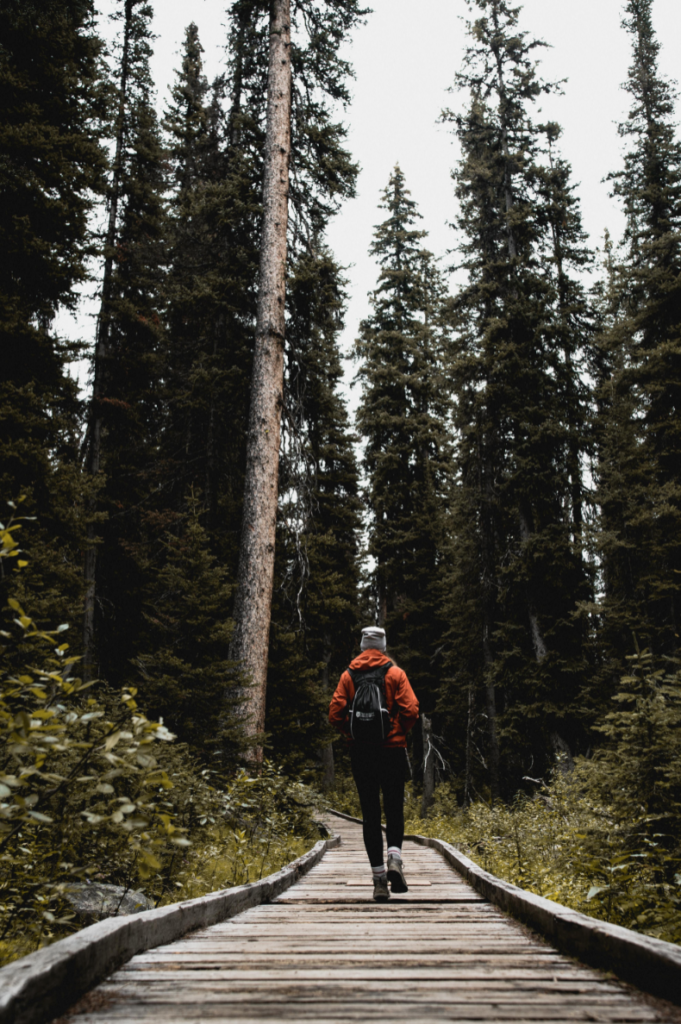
[0,501,321,965]
[407,653,681,945]
[164,764,322,900]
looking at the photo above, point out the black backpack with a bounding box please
[348,662,393,743]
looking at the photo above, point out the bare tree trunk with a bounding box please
[320,744,335,790]
[377,579,387,628]
[478,430,500,804]
[420,714,435,818]
[229,0,291,752]
[519,508,548,662]
[319,639,335,789]
[482,618,500,804]
[463,679,474,808]
[82,0,134,682]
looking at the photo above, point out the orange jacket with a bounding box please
[328,649,419,748]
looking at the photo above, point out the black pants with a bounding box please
[350,746,406,867]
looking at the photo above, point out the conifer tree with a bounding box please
[266,247,362,774]
[222,0,365,750]
[356,167,452,718]
[147,17,264,760]
[160,20,260,557]
[0,0,107,629]
[82,0,167,683]
[596,0,681,673]
[442,0,593,797]
[135,496,243,763]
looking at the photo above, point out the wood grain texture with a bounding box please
[51,816,678,1024]
[228,0,291,740]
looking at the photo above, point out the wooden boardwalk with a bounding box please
[57,816,675,1023]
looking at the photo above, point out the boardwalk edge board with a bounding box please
[0,833,340,1024]
[328,808,681,1004]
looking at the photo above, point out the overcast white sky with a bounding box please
[83,0,681,376]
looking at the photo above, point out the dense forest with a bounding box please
[2,0,681,954]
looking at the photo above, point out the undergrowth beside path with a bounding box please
[0,505,322,968]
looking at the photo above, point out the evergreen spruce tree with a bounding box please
[442,1,593,798]
[159,19,261,563]
[135,495,243,763]
[82,0,167,685]
[596,0,681,673]
[266,248,362,775]
[355,167,452,721]
[0,0,107,628]
[149,3,363,765]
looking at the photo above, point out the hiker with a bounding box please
[329,626,419,902]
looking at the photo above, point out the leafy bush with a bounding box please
[165,765,323,900]
[0,501,321,966]
[406,652,681,945]
[325,769,362,817]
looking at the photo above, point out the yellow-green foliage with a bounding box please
[406,777,678,946]
[165,766,320,901]
[407,652,681,946]
[0,502,321,966]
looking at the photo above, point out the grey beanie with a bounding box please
[360,626,386,652]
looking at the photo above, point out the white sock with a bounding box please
[372,863,387,877]
[387,846,402,861]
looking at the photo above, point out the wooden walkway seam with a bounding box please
[328,809,681,1005]
[43,814,681,1024]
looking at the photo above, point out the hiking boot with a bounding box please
[387,854,408,893]
[372,874,390,902]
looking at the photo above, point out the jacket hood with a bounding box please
[349,649,391,670]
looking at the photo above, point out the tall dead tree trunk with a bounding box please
[420,714,435,818]
[479,432,501,804]
[82,0,134,682]
[229,0,291,750]
[463,679,475,808]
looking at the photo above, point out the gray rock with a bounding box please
[65,883,153,924]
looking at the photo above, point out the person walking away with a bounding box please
[329,626,419,902]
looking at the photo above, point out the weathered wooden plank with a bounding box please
[64,1018,658,1024]
[126,952,576,965]
[123,963,594,977]
[117,971,623,988]
[59,1004,659,1021]
[50,814,668,1024]
[98,980,643,997]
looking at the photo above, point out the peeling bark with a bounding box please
[229,0,291,750]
